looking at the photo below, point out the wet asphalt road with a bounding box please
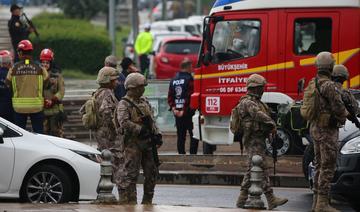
[0,185,355,211]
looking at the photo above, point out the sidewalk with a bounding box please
[0,203,271,212]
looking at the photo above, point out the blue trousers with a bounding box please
[14,112,44,134]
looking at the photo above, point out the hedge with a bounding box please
[30,13,111,74]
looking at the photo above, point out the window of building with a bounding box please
[294,18,332,55]
[211,20,260,63]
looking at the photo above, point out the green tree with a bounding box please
[58,0,107,20]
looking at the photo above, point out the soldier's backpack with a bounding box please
[79,90,101,130]
[230,105,242,135]
[300,78,321,121]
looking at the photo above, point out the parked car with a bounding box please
[167,19,202,36]
[0,117,101,203]
[152,36,201,79]
[148,31,192,78]
[302,90,360,210]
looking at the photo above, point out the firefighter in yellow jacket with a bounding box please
[40,48,65,137]
[6,40,48,133]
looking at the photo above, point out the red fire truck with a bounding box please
[191,0,360,154]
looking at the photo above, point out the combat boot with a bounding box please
[311,192,318,212]
[314,195,339,212]
[118,189,129,205]
[141,193,154,205]
[265,192,288,210]
[236,190,248,208]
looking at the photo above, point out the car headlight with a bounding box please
[71,150,102,163]
[341,137,360,155]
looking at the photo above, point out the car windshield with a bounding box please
[211,19,260,62]
[164,41,200,54]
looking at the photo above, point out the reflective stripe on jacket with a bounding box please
[10,59,46,113]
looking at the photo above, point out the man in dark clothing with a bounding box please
[167,58,199,154]
[0,51,14,122]
[8,4,34,62]
[114,57,139,100]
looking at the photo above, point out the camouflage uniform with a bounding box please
[237,95,275,195]
[309,52,348,212]
[43,70,65,137]
[93,88,118,151]
[233,74,287,210]
[310,74,347,196]
[112,73,160,205]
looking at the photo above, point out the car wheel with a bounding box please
[20,164,72,203]
[265,128,292,156]
[302,143,314,188]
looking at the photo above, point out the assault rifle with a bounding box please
[141,115,162,167]
[343,96,360,129]
[122,97,162,167]
[21,13,39,37]
[269,133,278,184]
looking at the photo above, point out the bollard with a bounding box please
[245,155,266,209]
[94,149,117,204]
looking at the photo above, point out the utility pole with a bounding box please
[108,0,116,55]
[132,0,139,62]
[161,0,166,20]
[196,0,202,15]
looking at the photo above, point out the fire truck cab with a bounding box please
[191,0,360,153]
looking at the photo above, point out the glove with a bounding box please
[152,134,163,146]
[44,99,53,108]
[139,126,151,140]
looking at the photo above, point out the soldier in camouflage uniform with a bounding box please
[113,73,162,205]
[331,64,359,119]
[93,67,119,151]
[310,52,348,212]
[41,49,65,137]
[232,74,288,210]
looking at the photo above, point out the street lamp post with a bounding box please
[108,0,116,55]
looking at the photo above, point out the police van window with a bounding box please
[294,18,332,55]
[211,20,260,63]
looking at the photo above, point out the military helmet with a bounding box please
[124,73,147,89]
[246,74,266,88]
[315,51,335,70]
[96,67,119,84]
[332,64,349,80]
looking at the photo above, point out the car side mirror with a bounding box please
[297,78,305,95]
[0,128,4,144]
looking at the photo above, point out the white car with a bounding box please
[0,117,101,203]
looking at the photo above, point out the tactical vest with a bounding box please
[11,59,44,113]
[170,72,193,110]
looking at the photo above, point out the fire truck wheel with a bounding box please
[265,128,292,156]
